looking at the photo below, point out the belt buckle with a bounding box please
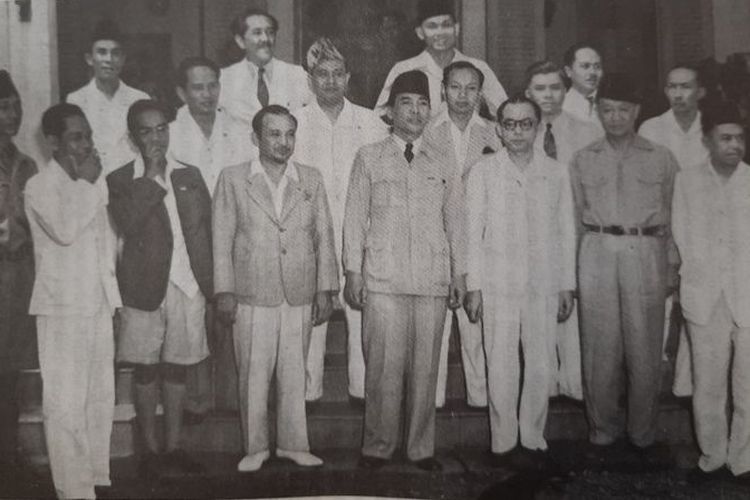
[610,225,625,236]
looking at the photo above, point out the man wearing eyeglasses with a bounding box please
[570,73,679,462]
[464,95,576,470]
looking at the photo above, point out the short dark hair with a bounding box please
[701,99,745,135]
[443,61,484,88]
[127,99,168,136]
[524,60,564,89]
[89,19,124,50]
[230,9,279,38]
[496,94,542,123]
[563,43,600,68]
[667,63,704,88]
[251,105,298,137]
[42,103,86,138]
[176,56,220,89]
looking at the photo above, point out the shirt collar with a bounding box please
[390,133,423,155]
[417,48,465,76]
[85,77,130,103]
[310,98,354,126]
[666,108,702,136]
[133,154,182,183]
[432,104,484,130]
[246,58,275,81]
[249,158,299,183]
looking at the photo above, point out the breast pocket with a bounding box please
[635,168,664,210]
[372,179,406,208]
[580,172,608,209]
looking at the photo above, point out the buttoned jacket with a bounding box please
[212,161,339,306]
[107,161,213,310]
[672,161,750,326]
[343,135,467,297]
[25,160,121,316]
[466,149,576,298]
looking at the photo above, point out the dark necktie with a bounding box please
[257,66,269,107]
[404,142,414,163]
[544,122,557,160]
[586,94,595,116]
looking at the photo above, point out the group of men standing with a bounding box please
[1,0,749,498]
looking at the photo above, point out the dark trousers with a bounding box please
[0,371,20,464]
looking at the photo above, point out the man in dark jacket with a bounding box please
[108,99,213,477]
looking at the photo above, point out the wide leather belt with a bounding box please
[583,223,665,237]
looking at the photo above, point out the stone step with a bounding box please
[18,394,693,462]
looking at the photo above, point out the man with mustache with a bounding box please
[107,100,214,478]
[570,73,680,464]
[672,101,750,483]
[294,38,387,406]
[169,56,255,419]
[213,105,338,472]
[426,60,500,410]
[219,9,312,125]
[375,0,506,119]
[0,71,38,484]
[524,60,601,401]
[639,64,710,398]
[66,21,149,174]
[562,43,604,131]
[344,70,466,472]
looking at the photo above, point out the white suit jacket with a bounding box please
[672,161,750,326]
[25,160,121,317]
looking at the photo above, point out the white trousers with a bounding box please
[687,293,750,475]
[37,310,114,500]
[484,294,557,453]
[552,303,583,400]
[306,302,364,400]
[234,302,312,455]
[435,307,487,407]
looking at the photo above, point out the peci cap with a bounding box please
[416,0,455,25]
[596,72,641,105]
[387,70,430,106]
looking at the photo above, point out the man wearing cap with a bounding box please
[219,8,312,125]
[524,60,601,401]
[0,71,38,479]
[66,21,149,174]
[294,38,387,404]
[672,101,750,482]
[639,65,709,397]
[425,60,499,409]
[570,73,680,456]
[562,44,604,131]
[344,70,466,471]
[374,0,506,119]
[465,95,576,468]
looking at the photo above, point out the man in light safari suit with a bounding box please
[213,105,338,472]
[344,70,467,472]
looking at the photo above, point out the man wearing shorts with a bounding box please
[107,99,213,477]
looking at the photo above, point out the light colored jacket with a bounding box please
[25,160,121,316]
[213,161,338,306]
[466,149,576,298]
[672,161,750,327]
[343,135,467,297]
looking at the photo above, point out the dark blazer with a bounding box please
[107,160,213,311]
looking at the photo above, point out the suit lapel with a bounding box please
[245,171,279,223]
[280,174,304,223]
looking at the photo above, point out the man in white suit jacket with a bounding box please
[673,102,750,481]
[219,8,312,124]
[25,103,121,499]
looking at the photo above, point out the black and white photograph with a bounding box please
[1,0,750,498]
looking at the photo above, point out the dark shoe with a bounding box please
[490,449,517,469]
[629,441,672,470]
[94,485,113,499]
[348,396,365,411]
[183,409,207,426]
[162,449,205,475]
[688,466,732,485]
[358,455,389,470]
[410,457,443,472]
[138,452,162,480]
[734,470,750,484]
[514,448,558,474]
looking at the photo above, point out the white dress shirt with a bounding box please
[66,79,149,174]
[169,105,255,195]
[533,110,602,165]
[672,161,750,327]
[639,109,709,170]
[293,99,388,258]
[375,49,507,118]
[25,159,121,316]
[218,57,312,124]
[133,156,199,298]
[431,106,488,167]
[466,149,576,298]
[249,159,300,217]
[562,88,603,132]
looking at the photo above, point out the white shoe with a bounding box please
[237,450,270,472]
[276,449,324,467]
